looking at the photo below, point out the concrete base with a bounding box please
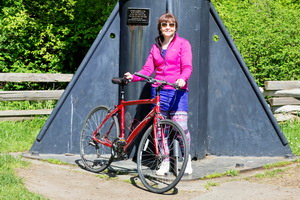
[23,152,296,181]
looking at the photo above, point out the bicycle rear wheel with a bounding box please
[80,105,119,173]
[137,119,188,193]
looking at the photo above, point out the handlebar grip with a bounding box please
[133,72,150,80]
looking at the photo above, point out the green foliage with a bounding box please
[212,0,300,86]
[0,0,76,73]
[62,0,118,73]
[0,154,46,199]
[0,0,117,89]
[1,0,298,88]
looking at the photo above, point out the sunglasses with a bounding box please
[161,22,176,28]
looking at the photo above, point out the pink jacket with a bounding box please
[132,34,193,90]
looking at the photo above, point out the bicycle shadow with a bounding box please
[75,159,133,178]
[129,176,179,195]
[76,158,179,194]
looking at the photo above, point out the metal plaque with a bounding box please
[127,8,150,26]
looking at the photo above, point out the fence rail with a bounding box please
[263,81,300,122]
[0,90,64,101]
[0,73,73,82]
[0,73,299,121]
[0,73,72,121]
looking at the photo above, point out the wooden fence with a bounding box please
[0,73,73,121]
[0,73,299,121]
[263,81,300,122]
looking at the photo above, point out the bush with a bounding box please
[0,0,117,81]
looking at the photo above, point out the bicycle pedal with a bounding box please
[122,154,128,160]
[114,154,128,161]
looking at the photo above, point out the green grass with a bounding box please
[263,161,292,169]
[0,100,57,110]
[95,174,118,180]
[202,172,223,179]
[294,158,300,163]
[204,181,220,190]
[0,117,47,153]
[0,117,47,199]
[254,168,288,179]
[280,120,300,156]
[41,158,71,165]
[202,169,240,179]
[0,154,46,199]
[224,169,240,177]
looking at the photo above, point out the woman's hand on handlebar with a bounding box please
[175,78,186,88]
[124,72,133,81]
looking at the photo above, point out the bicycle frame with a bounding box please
[92,91,166,156]
[80,75,188,193]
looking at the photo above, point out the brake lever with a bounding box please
[147,77,156,84]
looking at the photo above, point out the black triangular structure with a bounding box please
[31,4,121,154]
[30,0,292,158]
[206,5,290,156]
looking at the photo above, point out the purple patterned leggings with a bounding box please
[161,110,191,154]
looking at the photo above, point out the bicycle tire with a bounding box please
[80,105,119,173]
[137,119,189,193]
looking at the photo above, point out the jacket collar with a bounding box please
[155,33,178,50]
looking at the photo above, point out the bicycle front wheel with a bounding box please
[137,119,189,193]
[80,105,119,173]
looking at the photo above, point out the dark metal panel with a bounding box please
[30,4,121,154]
[169,0,210,158]
[119,0,209,158]
[180,0,210,159]
[210,5,288,146]
[118,0,168,157]
[207,4,291,156]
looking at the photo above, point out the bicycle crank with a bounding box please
[112,138,127,160]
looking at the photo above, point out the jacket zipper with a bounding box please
[162,37,175,82]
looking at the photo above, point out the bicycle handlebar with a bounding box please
[111,73,181,90]
[134,73,180,90]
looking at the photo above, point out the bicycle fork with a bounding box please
[153,117,170,160]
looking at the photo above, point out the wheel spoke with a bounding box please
[80,106,119,173]
[137,119,188,193]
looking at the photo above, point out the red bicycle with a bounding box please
[80,73,189,193]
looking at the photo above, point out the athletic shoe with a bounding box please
[156,160,170,176]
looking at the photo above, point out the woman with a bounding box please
[124,13,193,175]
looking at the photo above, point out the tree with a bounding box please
[211,0,300,86]
[0,0,117,75]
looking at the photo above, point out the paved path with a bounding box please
[18,153,300,200]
